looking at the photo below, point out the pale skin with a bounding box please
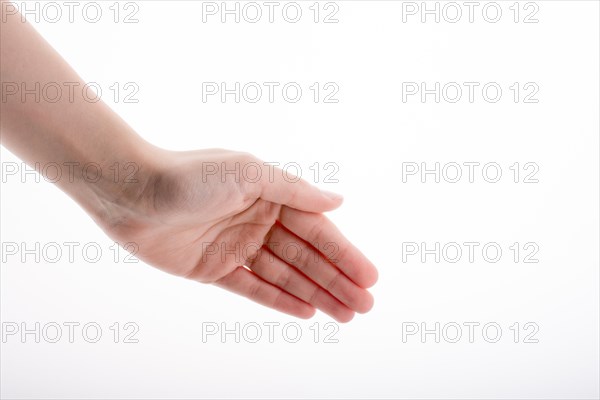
[0,4,378,322]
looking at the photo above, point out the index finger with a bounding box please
[277,206,378,289]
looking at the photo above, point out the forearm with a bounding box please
[0,3,160,224]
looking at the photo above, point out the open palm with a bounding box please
[100,149,378,322]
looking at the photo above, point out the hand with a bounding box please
[0,9,377,322]
[97,148,378,322]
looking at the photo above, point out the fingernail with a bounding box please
[321,189,343,201]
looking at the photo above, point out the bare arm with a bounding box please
[1,3,378,322]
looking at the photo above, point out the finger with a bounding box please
[265,225,374,314]
[214,266,316,319]
[278,206,378,288]
[248,247,355,323]
[257,163,343,213]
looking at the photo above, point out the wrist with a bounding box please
[73,137,167,230]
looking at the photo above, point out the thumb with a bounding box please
[257,164,343,212]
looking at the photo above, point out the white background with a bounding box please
[1,0,599,398]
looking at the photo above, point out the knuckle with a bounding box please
[326,271,342,293]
